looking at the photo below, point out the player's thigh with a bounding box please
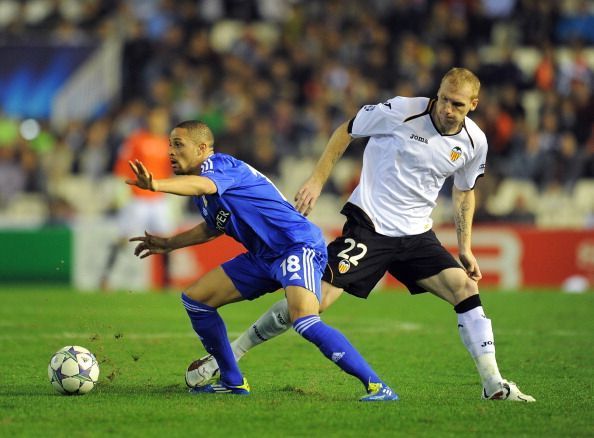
[417,267,479,305]
[323,226,393,299]
[285,285,320,321]
[388,230,464,297]
[184,266,243,308]
[222,252,285,300]
[319,281,343,313]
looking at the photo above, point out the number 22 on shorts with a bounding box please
[337,238,367,274]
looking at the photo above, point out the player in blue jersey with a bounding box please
[126,120,397,401]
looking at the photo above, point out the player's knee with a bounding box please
[184,282,218,307]
[319,283,342,313]
[288,306,318,322]
[287,298,319,322]
[453,276,479,304]
[319,296,331,313]
[286,286,320,321]
[444,271,478,303]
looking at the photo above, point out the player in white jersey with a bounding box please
[188,68,535,402]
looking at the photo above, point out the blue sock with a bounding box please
[181,293,243,386]
[293,315,381,389]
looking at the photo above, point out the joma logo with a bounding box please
[410,133,428,144]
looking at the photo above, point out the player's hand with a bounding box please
[459,251,482,282]
[295,176,323,216]
[129,232,171,259]
[126,160,156,191]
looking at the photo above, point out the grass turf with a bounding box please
[0,285,592,437]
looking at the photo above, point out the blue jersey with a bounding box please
[193,153,325,260]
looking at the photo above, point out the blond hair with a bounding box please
[441,68,481,99]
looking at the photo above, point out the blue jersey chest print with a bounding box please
[197,194,231,232]
[193,154,325,259]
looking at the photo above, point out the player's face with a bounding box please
[168,127,209,175]
[434,81,478,134]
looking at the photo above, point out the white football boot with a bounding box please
[482,379,535,402]
[185,354,220,388]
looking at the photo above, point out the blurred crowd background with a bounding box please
[1,0,594,230]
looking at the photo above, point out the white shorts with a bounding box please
[117,197,176,237]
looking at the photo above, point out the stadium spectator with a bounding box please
[100,106,175,291]
[557,44,593,97]
[556,0,594,44]
[0,143,26,208]
[121,19,154,102]
[582,125,594,178]
[570,79,594,146]
[40,135,74,190]
[504,195,537,225]
[517,1,560,46]
[547,131,585,193]
[482,99,515,164]
[74,118,114,181]
[245,119,280,179]
[534,43,559,92]
[127,120,398,401]
[505,127,551,188]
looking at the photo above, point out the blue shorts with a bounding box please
[221,245,328,301]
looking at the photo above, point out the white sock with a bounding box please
[457,307,503,394]
[230,299,291,361]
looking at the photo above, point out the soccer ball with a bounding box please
[48,346,100,395]
[185,356,219,388]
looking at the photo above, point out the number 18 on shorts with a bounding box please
[222,245,327,301]
[277,247,326,300]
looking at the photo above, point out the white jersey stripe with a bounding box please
[200,158,214,173]
[303,247,317,295]
[301,247,309,291]
[303,248,313,292]
[309,248,316,294]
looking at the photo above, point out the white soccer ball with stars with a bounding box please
[48,346,100,395]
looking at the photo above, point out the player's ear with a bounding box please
[195,143,204,155]
[469,98,479,112]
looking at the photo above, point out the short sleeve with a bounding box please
[200,156,237,195]
[453,135,488,191]
[350,97,408,137]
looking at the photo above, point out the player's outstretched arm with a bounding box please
[295,121,352,216]
[453,187,482,281]
[127,159,217,196]
[130,223,221,259]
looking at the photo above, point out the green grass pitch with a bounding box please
[0,285,592,437]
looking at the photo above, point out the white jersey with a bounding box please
[347,96,488,237]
